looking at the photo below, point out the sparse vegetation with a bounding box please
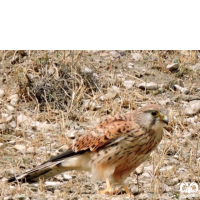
[0,50,200,200]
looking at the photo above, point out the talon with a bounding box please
[123,185,133,196]
[98,178,115,195]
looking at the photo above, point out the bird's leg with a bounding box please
[122,185,133,196]
[98,178,114,195]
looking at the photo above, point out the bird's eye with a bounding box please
[151,111,158,116]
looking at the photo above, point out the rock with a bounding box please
[135,164,144,175]
[181,94,200,101]
[14,144,26,153]
[8,94,19,106]
[191,63,200,71]
[0,89,4,98]
[120,51,126,56]
[84,67,93,73]
[11,55,19,64]
[63,174,72,180]
[138,82,158,90]
[8,94,19,101]
[6,105,15,112]
[166,63,179,71]
[17,114,32,125]
[0,143,4,150]
[45,181,61,186]
[110,51,121,58]
[174,85,189,94]
[100,92,117,101]
[123,80,135,89]
[158,98,170,106]
[66,129,77,139]
[131,53,143,61]
[0,113,13,124]
[27,147,35,153]
[184,100,200,116]
[111,86,120,94]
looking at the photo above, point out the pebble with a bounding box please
[166,63,179,71]
[63,174,72,180]
[85,67,93,73]
[8,94,19,106]
[14,144,26,153]
[135,164,144,175]
[174,85,189,94]
[123,80,135,89]
[184,100,200,116]
[6,105,15,112]
[45,181,61,186]
[111,86,120,94]
[138,82,158,90]
[100,92,117,101]
[17,114,32,125]
[158,98,170,106]
[110,51,121,58]
[0,89,4,98]
[0,113,13,124]
[132,53,143,61]
[0,143,4,149]
[191,63,200,71]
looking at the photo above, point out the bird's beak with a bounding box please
[160,115,168,125]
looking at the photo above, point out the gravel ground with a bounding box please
[0,50,200,200]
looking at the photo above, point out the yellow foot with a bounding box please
[123,185,133,197]
[98,178,117,195]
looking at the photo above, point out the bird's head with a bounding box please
[137,104,169,132]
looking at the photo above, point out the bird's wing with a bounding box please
[72,113,142,152]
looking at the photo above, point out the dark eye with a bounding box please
[151,111,158,116]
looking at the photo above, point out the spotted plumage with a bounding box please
[7,104,168,196]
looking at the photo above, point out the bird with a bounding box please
[6,104,168,196]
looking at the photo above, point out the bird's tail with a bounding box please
[7,149,88,183]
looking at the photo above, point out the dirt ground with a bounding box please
[0,50,200,200]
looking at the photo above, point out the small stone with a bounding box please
[111,86,120,94]
[166,63,179,71]
[6,105,15,112]
[8,94,19,101]
[85,67,93,73]
[158,98,170,106]
[11,55,19,64]
[181,94,200,101]
[17,114,32,125]
[110,51,121,58]
[174,85,189,94]
[191,63,200,71]
[0,113,13,124]
[0,143,4,149]
[132,53,143,61]
[166,178,179,186]
[138,82,158,90]
[123,80,135,89]
[100,92,117,101]
[27,147,35,153]
[14,144,26,153]
[63,174,72,180]
[135,164,144,175]
[10,99,18,106]
[0,89,4,98]
[66,129,77,139]
[184,100,200,116]
[45,181,61,186]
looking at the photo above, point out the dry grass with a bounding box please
[0,50,200,200]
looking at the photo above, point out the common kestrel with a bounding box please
[7,104,168,196]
